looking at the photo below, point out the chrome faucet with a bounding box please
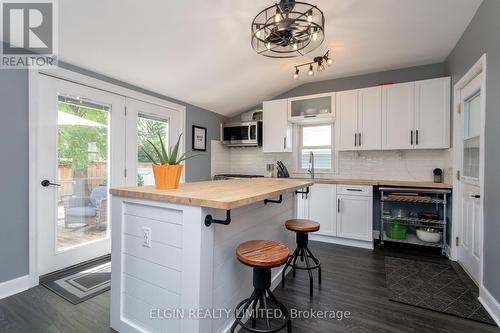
[307,151,315,179]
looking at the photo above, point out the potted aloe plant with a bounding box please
[141,133,198,189]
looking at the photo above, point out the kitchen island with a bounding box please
[109,178,312,333]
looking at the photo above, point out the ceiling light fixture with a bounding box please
[291,50,333,80]
[251,0,325,58]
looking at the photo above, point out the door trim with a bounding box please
[451,54,486,286]
[28,68,186,287]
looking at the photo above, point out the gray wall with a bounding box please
[446,0,500,301]
[185,105,223,182]
[276,62,447,99]
[0,61,224,284]
[0,68,29,283]
[236,63,447,116]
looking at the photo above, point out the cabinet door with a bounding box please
[414,77,451,149]
[382,82,415,149]
[309,184,336,236]
[295,193,310,219]
[336,89,359,151]
[336,195,372,241]
[358,86,382,150]
[263,99,291,152]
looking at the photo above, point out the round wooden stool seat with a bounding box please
[285,219,320,232]
[236,240,289,268]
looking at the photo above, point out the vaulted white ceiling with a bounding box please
[58,0,482,116]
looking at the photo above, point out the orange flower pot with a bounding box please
[152,164,183,189]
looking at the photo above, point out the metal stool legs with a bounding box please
[281,232,321,296]
[231,267,292,333]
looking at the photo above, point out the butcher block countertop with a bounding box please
[110,178,313,210]
[293,178,453,189]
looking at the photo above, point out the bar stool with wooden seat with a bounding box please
[231,240,292,333]
[281,219,322,296]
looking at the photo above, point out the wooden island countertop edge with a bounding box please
[110,178,313,210]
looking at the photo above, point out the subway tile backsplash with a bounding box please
[211,140,453,183]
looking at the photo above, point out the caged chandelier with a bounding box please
[251,0,325,58]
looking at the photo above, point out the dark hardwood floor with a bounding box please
[0,242,498,333]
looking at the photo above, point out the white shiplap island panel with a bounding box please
[110,179,311,333]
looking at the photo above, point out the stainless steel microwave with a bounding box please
[221,121,263,147]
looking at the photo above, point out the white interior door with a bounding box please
[125,98,183,187]
[36,75,126,276]
[456,73,483,284]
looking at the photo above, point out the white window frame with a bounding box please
[296,123,335,173]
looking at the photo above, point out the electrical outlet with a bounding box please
[142,227,151,248]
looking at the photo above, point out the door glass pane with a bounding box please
[137,115,169,186]
[463,93,480,179]
[57,96,110,251]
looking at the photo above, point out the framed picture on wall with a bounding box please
[192,125,207,151]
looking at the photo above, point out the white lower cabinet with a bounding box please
[309,184,337,236]
[336,194,373,241]
[296,184,373,247]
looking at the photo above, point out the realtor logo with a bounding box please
[1,0,58,68]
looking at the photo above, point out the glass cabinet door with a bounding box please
[289,94,334,121]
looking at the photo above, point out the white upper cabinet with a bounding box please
[263,99,292,153]
[288,92,335,123]
[309,184,337,236]
[336,86,382,151]
[382,78,450,150]
[358,86,382,150]
[414,77,451,149]
[336,89,358,151]
[382,82,415,150]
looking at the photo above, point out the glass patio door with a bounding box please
[37,75,126,276]
[125,98,183,187]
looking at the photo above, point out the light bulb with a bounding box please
[327,58,333,65]
[293,68,299,80]
[312,31,318,41]
[318,64,325,72]
[307,64,314,76]
[255,25,261,38]
[275,13,281,23]
[307,10,313,22]
[292,43,298,50]
[266,42,271,50]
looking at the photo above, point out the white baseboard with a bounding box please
[0,275,31,300]
[479,285,500,327]
[310,234,374,250]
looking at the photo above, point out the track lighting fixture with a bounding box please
[290,50,333,80]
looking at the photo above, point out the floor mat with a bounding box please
[42,262,111,304]
[385,256,495,325]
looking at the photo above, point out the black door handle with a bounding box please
[471,194,481,199]
[41,180,61,187]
